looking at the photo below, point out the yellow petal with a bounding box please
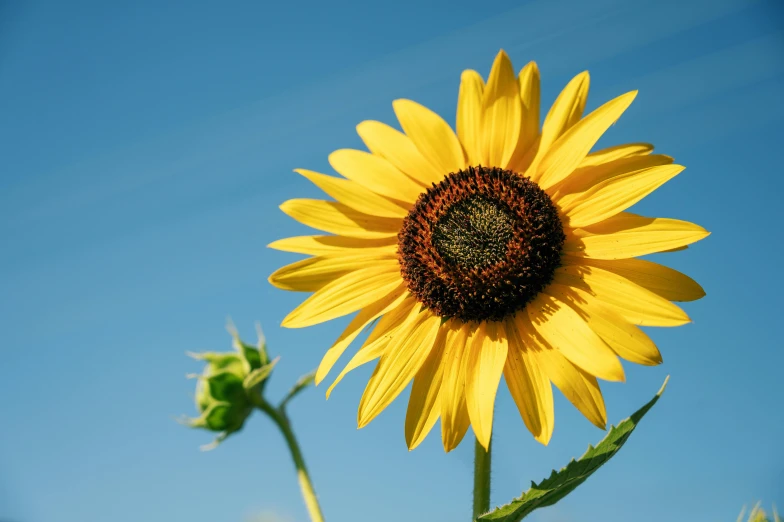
[575,257,705,302]
[456,70,485,166]
[315,286,409,385]
[464,321,509,450]
[280,199,401,239]
[281,265,402,328]
[269,252,398,292]
[393,98,466,176]
[326,298,417,396]
[481,50,521,168]
[405,327,448,450]
[536,91,638,190]
[267,235,398,256]
[328,149,425,203]
[504,314,554,444]
[326,298,421,399]
[554,154,674,202]
[511,136,541,176]
[562,164,684,228]
[517,313,606,428]
[539,347,607,429]
[564,212,710,259]
[325,297,418,397]
[579,143,654,167]
[527,71,590,176]
[358,309,442,428]
[660,245,688,253]
[527,293,625,382]
[506,61,541,174]
[295,169,409,218]
[554,263,691,327]
[356,120,444,186]
[440,322,472,452]
[546,284,662,366]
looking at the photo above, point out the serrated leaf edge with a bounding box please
[477,376,669,522]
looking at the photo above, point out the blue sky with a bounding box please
[1,1,782,521]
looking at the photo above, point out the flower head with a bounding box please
[269,51,709,451]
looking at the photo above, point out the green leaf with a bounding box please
[478,376,669,522]
[280,370,316,409]
[243,357,279,391]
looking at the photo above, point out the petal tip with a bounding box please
[280,314,300,329]
[592,414,608,430]
[475,430,491,451]
[523,60,539,72]
[534,432,552,446]
[326,150,340,165]
[392,98,412,110]
[325,381,338,399]
[461,69,481,81]
[442,441,457,453]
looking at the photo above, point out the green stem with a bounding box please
[255,399,325,522]
[472,435,492,520]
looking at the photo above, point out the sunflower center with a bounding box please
[398,166,565,322]
[432,196,515,270]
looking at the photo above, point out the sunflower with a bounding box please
[268,50,708,452]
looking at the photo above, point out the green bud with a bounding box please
[182,322,276,450]
[184,370,253,450]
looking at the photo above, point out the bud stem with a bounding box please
[254,398,325,522]
[472,435,492,520]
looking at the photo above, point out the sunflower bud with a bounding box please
[182,322,278,450]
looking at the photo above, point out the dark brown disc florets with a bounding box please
[398,166,565,322]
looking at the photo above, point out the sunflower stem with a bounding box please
[472,435,492,520]
[254,398,325,522]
